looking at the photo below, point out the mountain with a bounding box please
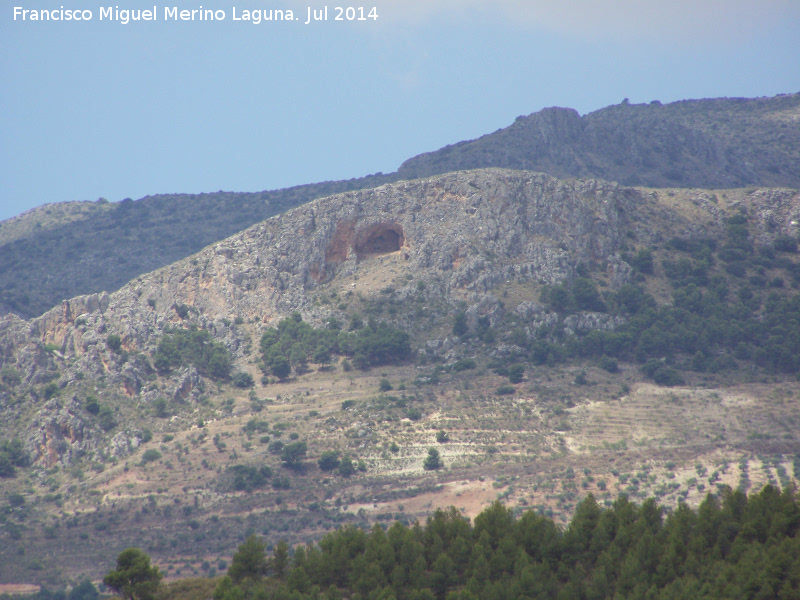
[398,93,800,188]
[0,175,391,320]
[2,93,799,321]
[1,169,798,584]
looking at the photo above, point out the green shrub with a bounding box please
[774,235,798,253]
[629,248,654,274]
[507,364,524,383]
[338,456,355,477]
[318,451,340,472]
[452,311,468,336]
[452,358,476,371]
[85,395,100,415]
[141,449,162,463]
[599,355,619,373]
[43,382,59,399]
[233,372,255,388]
[406,407,422,421]
[153,327,231,379]
[106,334,122,353]
[423,448,442,470]
[98,406,117,431]
[280,442,307,470]
[224,465,273,492]
[153,397,170,418]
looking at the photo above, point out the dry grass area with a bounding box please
[0,585,42,595]
[51,362,800,532]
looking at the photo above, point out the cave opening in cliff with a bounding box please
[356,224,404,256]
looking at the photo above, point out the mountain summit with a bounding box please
[1,93,798,320]
[398,94,800,189]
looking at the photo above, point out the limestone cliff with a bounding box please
[1,169,799,467]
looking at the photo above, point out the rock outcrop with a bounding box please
[1,168,799,466]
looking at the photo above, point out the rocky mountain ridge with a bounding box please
[2,93,799,320]
[398,94,800,189]
[2,168,800,469]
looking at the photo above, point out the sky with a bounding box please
[2,0,799,221]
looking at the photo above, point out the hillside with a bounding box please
[2,93,799,320]
[0,169,799,585]
[0,175,392,320]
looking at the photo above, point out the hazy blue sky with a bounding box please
[2,0,799,221]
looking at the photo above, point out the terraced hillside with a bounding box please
[0,169,799,585]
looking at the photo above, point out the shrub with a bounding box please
[452,311,468,336]
[774,235,798,253]
[629,248,654,274]
[85,395,100,415]
[43,382,59,399]
[507,364,524,383]
[243,419,270,433]
[0,439,29,477]
[599,355,619,373]
[98,406,117,431]
[495,385,515,395]
[1,366,21,387]
[0,455,16,477]
[573,277,606,312]
[406,407,422,421]
[224,465,273,492]
[269,355,291,380]
[141,449,162,464]
[338,456,355,477]
[452,358,476,371]
[423,448,442,470]
[280,441,307,470]
[318,451,340,471]
[106,334,122,353]
[233,372,255,388]
[653,367,684,387]
[153,397,170,418]
[154,327,231,379]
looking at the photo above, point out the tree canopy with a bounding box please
[153,326,231,379]
[103,548,162,600]
[211,485,800,600]
[227,535,269,584]
[260,314,411,378]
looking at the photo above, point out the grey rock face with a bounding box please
[27,397,93,467]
